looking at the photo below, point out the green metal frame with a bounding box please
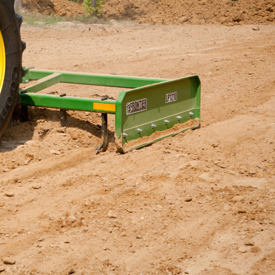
[115,75,201,152]
[20,69,201,152]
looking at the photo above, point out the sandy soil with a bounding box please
[0,19,275,274]
[103,0,275,25]
[23,0,275,25]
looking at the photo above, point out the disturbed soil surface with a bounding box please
[23,0,275,25]
[23,0,84,17]
[0,19,275,275]
[103,0,275,25]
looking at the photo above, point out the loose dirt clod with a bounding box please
[2,257,16,265]
[4,193,14,198]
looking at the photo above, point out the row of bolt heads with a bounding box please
[123,112,194,137]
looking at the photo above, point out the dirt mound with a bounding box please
[24,0,84,17]
[103,0,275,25]
[23,0,275,25]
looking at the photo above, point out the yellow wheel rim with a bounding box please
[0,31,6,93]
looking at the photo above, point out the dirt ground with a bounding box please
[23,0,275,25]
[0,11,275,275]
[103,0,275,25]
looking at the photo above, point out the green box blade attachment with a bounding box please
[115,75,201,153]
[20,68,201,153]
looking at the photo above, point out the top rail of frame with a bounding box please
[22,69,169,89]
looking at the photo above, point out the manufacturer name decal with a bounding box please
[126,98,147,115]
[166,92,178,103]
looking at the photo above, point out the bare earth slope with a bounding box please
[0,19,275,275]
[103,0,275,25]
[23,0,275,25]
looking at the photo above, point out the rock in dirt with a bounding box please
[38,128,52,137]
[245,241,255,246]
[107,210,117,218]
[32,185,41,190]
[179,16,188,23]
[68,268,75,274]
[0,266,5,272]
[184,197,193,202]
[0,202,5,207]
[2,257,16,265]
[5,193,15,198]
[238,209,247,214]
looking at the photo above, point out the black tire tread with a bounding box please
[0,0,24,138]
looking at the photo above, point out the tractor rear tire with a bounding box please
[0,0,24,138]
